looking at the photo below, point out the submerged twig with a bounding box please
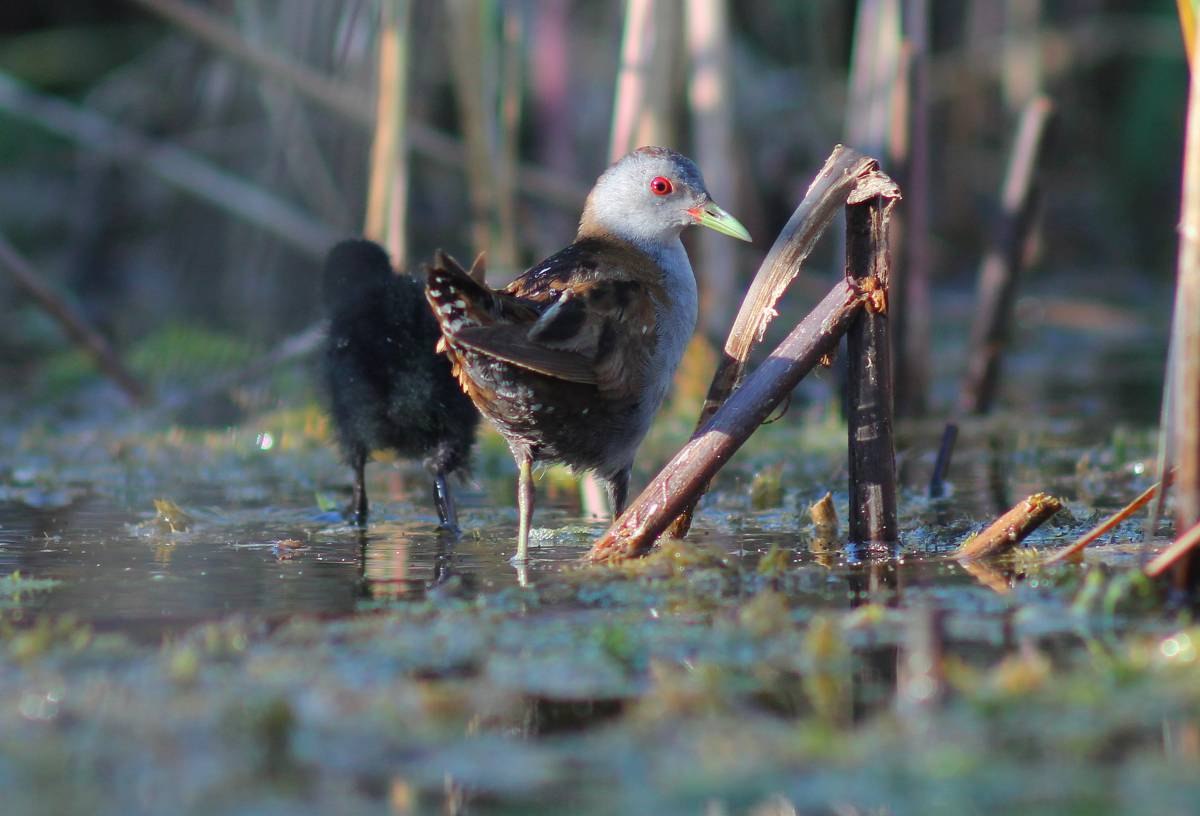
[1145,520,1200,579]
[0,233,149,406]
[1044,475,1171,565]
[959,95,1054,414]
[845,187,900,548]
[665,146,879,538]
[928,422,958,498]
[588,281,866,562]
[953,492,1063,561]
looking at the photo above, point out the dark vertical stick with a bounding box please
[959,95,1054,414]
[928,422,958,498]
[0,232,148,406]
[846,194,899,549]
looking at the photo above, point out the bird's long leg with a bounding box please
[605,467,632,517]
[432,468,459,532]
[515,453,535,563]
[351,450,369,526]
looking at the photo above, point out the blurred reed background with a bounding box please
[0,0,1185,424]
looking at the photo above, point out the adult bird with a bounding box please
[321,239,479,528]
[425,147,750,560]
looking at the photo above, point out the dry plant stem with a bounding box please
[0,71,337,258]
[960,95,1054,413]
[446,1,496,260]
[896,0,932,417]
[364,0,410,262]
[587,281,865,563]
[1044,475,1170,565]
[1180,0,1197,65]
[610,0,657,160]
[846,193,900,548]
[1164,33,1200,592]
[664,146,878,538]
[953,492,1063,560]
[686,0,739,337]
[928,422,959,498]
[0,233,148,406]
[128,0,588,209]
[1145,520,1200,579]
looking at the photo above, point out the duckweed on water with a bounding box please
[0,416,1194,814]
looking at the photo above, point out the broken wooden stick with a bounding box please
[953,492,1063,561]
[587,280,867,562]
[845,185,900,549]
[959,96,1054,414]
[1044,475,1170,565]
[665,145,881,538]
[0,232,149,406]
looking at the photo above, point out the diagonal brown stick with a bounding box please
[665,145,879,538]
[1044,473,1171,565]
[587,280,866,563]
[0,232,149,406]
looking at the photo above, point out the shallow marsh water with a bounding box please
[1,286,1196,815]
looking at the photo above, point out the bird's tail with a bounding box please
[425,250,503,337]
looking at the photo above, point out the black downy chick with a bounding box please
[321,239,479,527]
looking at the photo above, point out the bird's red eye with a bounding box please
[649,176,673,196]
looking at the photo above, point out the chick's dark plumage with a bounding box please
[321,239,478,526]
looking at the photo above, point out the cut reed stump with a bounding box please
[665,145,881,539]
[845,185,900,549]
[960,96,1054,414]
[953,492,1062,561]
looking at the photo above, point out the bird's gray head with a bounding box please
[578,146,751,248]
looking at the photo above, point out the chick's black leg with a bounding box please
[605,467,631,518]
[432,468,459,532]
[351,449,369,526]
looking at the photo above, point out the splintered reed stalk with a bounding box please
[665,146,880,539]
[587,280,866,562]
[960,95,1054,414]
[953,492,1063,561]
[845,190,900,548]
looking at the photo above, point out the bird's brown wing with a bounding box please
[429,241,661,399]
